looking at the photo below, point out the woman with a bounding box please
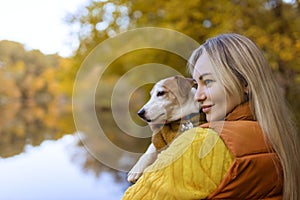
[122,33,300,199]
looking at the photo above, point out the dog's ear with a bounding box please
[175,76,193,97]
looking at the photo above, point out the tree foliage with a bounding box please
[68,0,300,78]
[67,0,300,122]
[0,40,74,158]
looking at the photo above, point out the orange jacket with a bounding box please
[201,103,283,199]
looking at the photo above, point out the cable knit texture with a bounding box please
[122,127,233,200]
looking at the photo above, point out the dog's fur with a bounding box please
[127,75,206,183]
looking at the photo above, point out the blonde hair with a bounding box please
[188,33,300,200]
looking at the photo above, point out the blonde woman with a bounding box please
[123,34,300,199]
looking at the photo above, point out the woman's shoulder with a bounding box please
[201,120,267,157]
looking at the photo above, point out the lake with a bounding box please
[0,133,132,200]
[0,101,150,200]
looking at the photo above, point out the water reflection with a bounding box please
[0,100,74,158]
[0,82,150,200]
[0,134,130,200]
[0,101,141,200]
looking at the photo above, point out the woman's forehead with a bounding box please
[193,54,214,79]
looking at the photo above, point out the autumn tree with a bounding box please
[68,0,300,81]
[66,0,300,119]
[0,40,75,158]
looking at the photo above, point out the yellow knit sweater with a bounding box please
[122,127,234,200]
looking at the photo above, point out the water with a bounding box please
[0,94,150,200]
[0,134,130,200]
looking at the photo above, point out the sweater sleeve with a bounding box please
[122,127,234,200]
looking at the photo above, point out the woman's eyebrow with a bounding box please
[199,73,212,80]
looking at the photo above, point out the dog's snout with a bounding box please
[137,108,146,118]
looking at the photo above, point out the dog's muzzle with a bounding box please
[138,108,151,122]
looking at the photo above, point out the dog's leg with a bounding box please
[127,143,158,183]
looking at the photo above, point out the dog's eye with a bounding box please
[192,83,198,89]
[157,91,165,97]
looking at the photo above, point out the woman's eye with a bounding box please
[157,91,165,97]
[204,79,214,86]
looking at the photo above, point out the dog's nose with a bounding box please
[137,108,145,118]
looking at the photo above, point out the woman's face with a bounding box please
[192,51,241,122]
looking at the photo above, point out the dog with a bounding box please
[127,75,206,183]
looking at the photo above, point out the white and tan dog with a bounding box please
[127,75,205,183]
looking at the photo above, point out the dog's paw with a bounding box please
[127,144,158,183]
[127,171,142,183]
[127,159,149,183]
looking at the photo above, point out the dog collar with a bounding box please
[180,120,194,132]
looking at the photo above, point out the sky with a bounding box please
[0,0,89,57]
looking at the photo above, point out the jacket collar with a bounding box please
[225,102,254,121]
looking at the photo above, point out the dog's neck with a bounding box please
[153,112,205,132]
[181,89,199,117]
[150,111,206,150]
[167,91,200,122]
[176,112,204,131]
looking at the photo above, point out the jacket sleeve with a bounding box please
[122,127,234,200]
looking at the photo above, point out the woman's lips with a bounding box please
[201,105,212,113]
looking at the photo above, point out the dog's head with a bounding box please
[137,75,199,124]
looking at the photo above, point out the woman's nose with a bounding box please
[194,87,206,102]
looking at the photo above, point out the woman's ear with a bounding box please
[243,81,249,93]
[243,83,250,101]
[244,86,249,94]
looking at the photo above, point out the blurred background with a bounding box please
[0,0,299,199]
